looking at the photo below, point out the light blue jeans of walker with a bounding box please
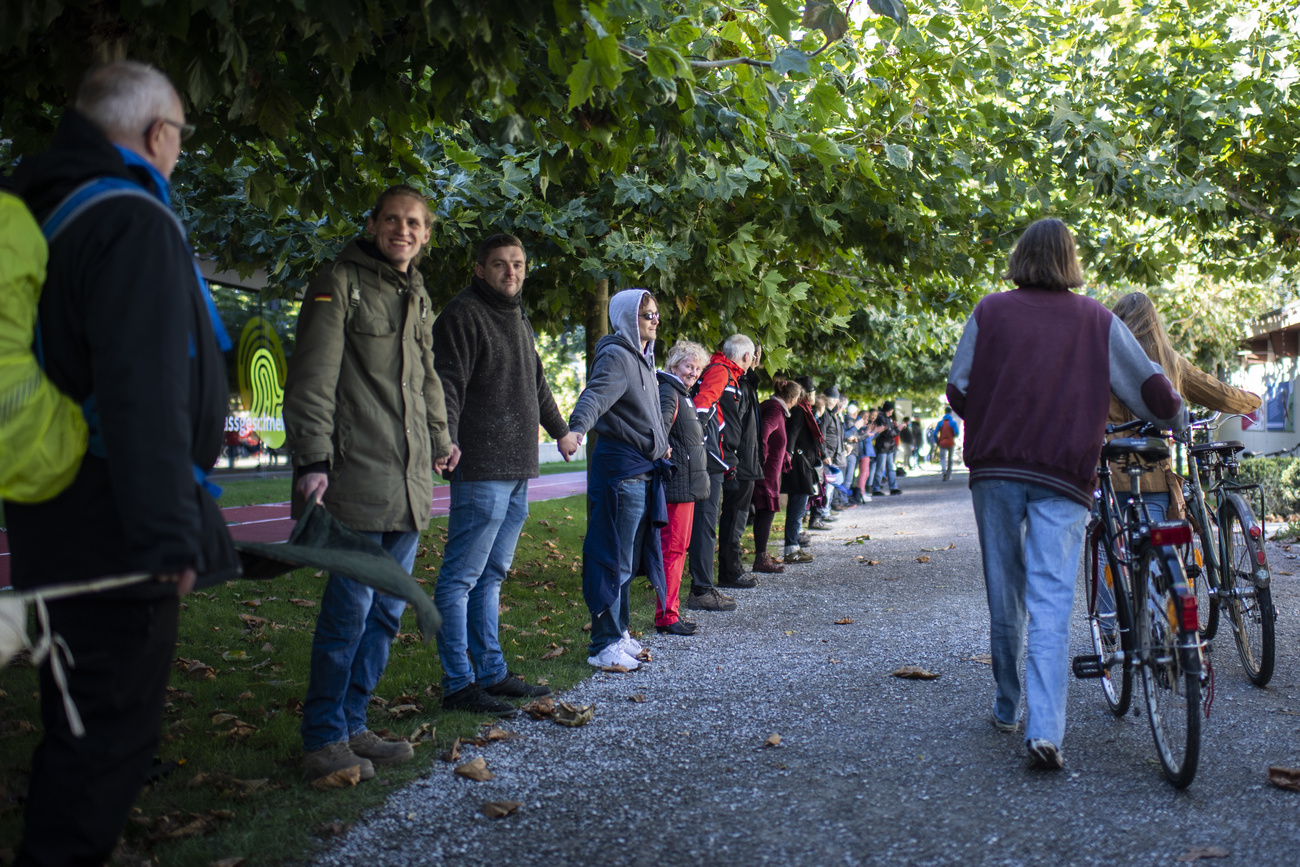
[972,479,1089,749]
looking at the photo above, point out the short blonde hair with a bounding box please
[665,339,708,373]
[1004,218,1085,291]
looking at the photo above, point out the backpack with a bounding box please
[0,178,230,503]
[937,417,957,448]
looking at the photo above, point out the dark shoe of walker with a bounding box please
[442,683,518,717]
[751,552,785,574]
[656,620,698,635]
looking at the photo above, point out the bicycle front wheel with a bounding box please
[1085,521,1132,716]
[1137,546,1201,789]
[1221,496,1275,686]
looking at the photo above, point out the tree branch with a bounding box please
[619,34,837,73]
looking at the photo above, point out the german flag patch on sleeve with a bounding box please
[313,294,333,302]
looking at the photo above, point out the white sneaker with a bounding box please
[588,643,641,670]
[620,631,643,656]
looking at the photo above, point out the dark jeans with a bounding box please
[718,478,755,582]
[17,594,179,867]
[687,472,724,594]
[786,493,810,546]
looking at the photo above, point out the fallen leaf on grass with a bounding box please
[177,658,217,680]
[480,800,522,819]
[407,723,436,745]
[521,697,557,719]
[441,738,462,763]
[763,733,782,748]
[862,560,881,566]
[210,712,238,725]
[236,691,255,701]
[967,654,993,665]
[290,598,317,608]
[541,645,567,660]
[628,694,646,703]
[892,666,940,680]
[844,535,871,545]
[554,702,595,727]
[916,556,931,563]
[310,766,361,790]
[1175,847,1229,862]
[189,772,269,793]
[312,821,353,838]
[599,664,631,673]
[636,649,652,662]
[483,726,515,742]
[239,614,266,628]
[387,704,420,719]
[833,617,854,625]
[0,720,36,738]
[1267,766,1300,791]
[134,809,236,842]
[454,757,494,782]
[209,858,247,867]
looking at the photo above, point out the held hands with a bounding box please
[435,444,462,474]
[158,568,197,597]
[296,471,329,505]
[557,431,582,461]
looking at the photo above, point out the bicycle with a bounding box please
[1178,413,1275,686]
[1074,420,1204,788]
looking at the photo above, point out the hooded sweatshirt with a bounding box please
[567,289,668,460]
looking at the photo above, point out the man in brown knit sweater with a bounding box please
[432,234,580,714]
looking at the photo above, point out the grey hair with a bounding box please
[665,339,708,372]
[75,61,179,142]
[721,333,755,363]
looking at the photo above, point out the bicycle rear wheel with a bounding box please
[1137,546,1201,789]
[1221,496,1275,686]
[1085,522,1132,716]
[1184,504,1220,639]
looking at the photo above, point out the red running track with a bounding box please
[0,471,588,589]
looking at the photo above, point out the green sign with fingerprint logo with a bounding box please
[236,317,287,449]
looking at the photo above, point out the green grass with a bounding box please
[0,493,668,865]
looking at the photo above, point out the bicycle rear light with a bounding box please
[1150,522,1192,547]
[1248,525,1262,540]
[1177,594,1199,633]
[1257,551,1268,566]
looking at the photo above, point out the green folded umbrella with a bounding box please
[234,501,440,641]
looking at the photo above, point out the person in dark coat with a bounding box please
[783,377,825,559]
[753,380,801,573]
[655,340,711,634]
[7,60,238,866]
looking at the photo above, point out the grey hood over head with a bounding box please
[566,288,668,459]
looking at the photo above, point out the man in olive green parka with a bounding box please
[284,184,457,782]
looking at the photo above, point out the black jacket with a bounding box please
[782,402,825,495]
[657,372,709,503]
[7,110,237,596]
[715,368,762,482]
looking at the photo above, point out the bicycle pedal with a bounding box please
[1072,654,1106,679]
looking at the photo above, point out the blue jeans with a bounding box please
[434,476,530,694]
[870,450,897,493]
[972,480,1088,748]
[785,493,809,547]
[940,447,955,478]
[590,478,648,656]
[301,530,418,752]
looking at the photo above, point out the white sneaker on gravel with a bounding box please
[588,643,641,670]
[620,631,644,656]
[992,715,1019,734]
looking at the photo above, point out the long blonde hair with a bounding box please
[1111,292,1183,393]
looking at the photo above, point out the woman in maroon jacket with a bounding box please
[753,380,802,574]
[782,378,825,563]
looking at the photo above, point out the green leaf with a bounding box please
[802,0,849,42]
[443,140,481,172]
[772,47,810,76]
[645,44,689,79]
[567,58,597,110]
[884,143,912,170]
[867,0,908,26]
[762,0,799,41]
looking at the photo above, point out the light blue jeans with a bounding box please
[589,478,648,656]
[870,450,897,493]
[972,480,1088,748]
[301,530,418,752]
[434,476,530,695]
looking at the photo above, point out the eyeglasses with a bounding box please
[148,118,196,142]
[640,312,660,321]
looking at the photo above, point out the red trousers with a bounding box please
[657,501,695,626]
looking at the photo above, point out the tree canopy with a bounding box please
[3,0,1296,393]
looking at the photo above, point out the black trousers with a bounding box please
[718,478,755,582]
[687,472,724,594]
[16,594,179,867]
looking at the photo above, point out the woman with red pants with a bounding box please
[655,340,711,635]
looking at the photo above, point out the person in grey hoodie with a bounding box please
[569,289,671,669]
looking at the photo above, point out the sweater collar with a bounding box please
[470,275,523,310]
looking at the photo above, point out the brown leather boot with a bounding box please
[752,552,785,574]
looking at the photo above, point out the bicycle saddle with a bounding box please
[1101,437,1170,463]
[1188,440,1245,457]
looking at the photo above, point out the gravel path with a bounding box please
[316,469,1300,866]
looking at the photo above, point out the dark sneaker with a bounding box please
[349,730,415,765]
[718,572,759,587]
[442,683,518,717]
[890,488,903,496]
[483,673,552,699]
[991,715,1018,734]
[687,589,738,611]
[655,620,697,635]
[1027,738,1064,770]
[303,742,375,783]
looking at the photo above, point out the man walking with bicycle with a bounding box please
[946,219,1186,771]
